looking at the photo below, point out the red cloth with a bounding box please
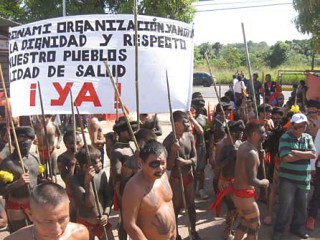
[38,148,54,160]
[209,181,256,210]
[6,199,30,212]
[77,217,111,238]
[170,171,194,187]
[113,191,119,211]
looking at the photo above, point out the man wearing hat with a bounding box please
[110,117,136,240]
[273,113,316,240]
[0,126,40,233]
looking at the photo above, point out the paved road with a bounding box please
[1,86,319,240]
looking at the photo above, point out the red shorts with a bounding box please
[77,217,112,238]
[170,171,194,187]
[38,148,54,160]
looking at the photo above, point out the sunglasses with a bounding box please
[293,125,307,130]
[148,161,161,169]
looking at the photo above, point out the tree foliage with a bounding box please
[0,0,196,24]
[265,41,289,68]
[293,0,320,51]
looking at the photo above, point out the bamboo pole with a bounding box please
[165,70,192,240]
[103,61,139,152]
[133,0,140,130]
[204,53,234,145]
[75,105,109,240]
[37,81,53,179]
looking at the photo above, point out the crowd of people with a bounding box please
[0,71,319,240]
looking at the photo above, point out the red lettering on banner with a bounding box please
[51,82,74,106]
[114,83,121,109]
[74,82,101,106]
[30,83,37,106]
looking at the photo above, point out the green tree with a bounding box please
[2,0,196,24]
[219,46,242,69]
[293,0,320,51]
[265,41,289,68]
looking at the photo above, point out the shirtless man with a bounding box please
[88,115,106,166]
[57,130,83,222]
[163,110,202,240]
[110,117,136,240]
[0,126,40,233]
[33,115,62,177]
[215,120,244,239]
[4,182,89,240]
[70,145,113,240]
[232,120,269,240]
[122,140,176,240]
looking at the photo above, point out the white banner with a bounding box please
[9,14,194,116]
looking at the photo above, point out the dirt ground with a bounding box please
[1,119,319,240]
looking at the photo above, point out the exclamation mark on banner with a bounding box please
[30,83,37,106]
[114,83,121,109]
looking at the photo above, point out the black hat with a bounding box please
[306,99,320,109]
[13,126,35,139]
[113,117,137,133]
[272,107,283,115]
[227,120,245,133]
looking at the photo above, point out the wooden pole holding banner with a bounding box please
[115,70,119,121]
[204,53,234,145]
[103,60,140,152]
[37,81,53,180]
[75,105,109,240]
[165,70,192,240]
[133,0,140,130]
[0,65,26,174]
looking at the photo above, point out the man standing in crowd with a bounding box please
[273,113,316,240]
[0,126,40,233]
[232,120,269,240]
[163,110,202,240]
[122,140,176,240]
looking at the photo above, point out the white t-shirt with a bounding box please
[233,79,246,93]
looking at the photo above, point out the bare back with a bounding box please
[35,120,60,149]
[233,141,260,190]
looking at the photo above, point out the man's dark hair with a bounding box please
[173,111,187,123]
[76,145,101,167]
[63,130,76,144]
[244,119,264,137]
[258,104,273,114]
[139,140,167,162]
[135,128,157,144]
[30,182,68,208]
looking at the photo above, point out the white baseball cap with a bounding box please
[290,113,308,124]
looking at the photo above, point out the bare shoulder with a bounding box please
[4,226,32,240]
[238,142,258,159]
[67,222,89,240]
[123,173,145,198]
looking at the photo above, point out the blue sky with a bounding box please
[192,0,310,45]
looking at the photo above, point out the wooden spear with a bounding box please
[204,53,234,145]
[166,70,192,240]
[37,81,53,180]
[241,22,268,198]
[103,60,139,152]
[0,64,26,173]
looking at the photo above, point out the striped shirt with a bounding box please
[278,131,316,190]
